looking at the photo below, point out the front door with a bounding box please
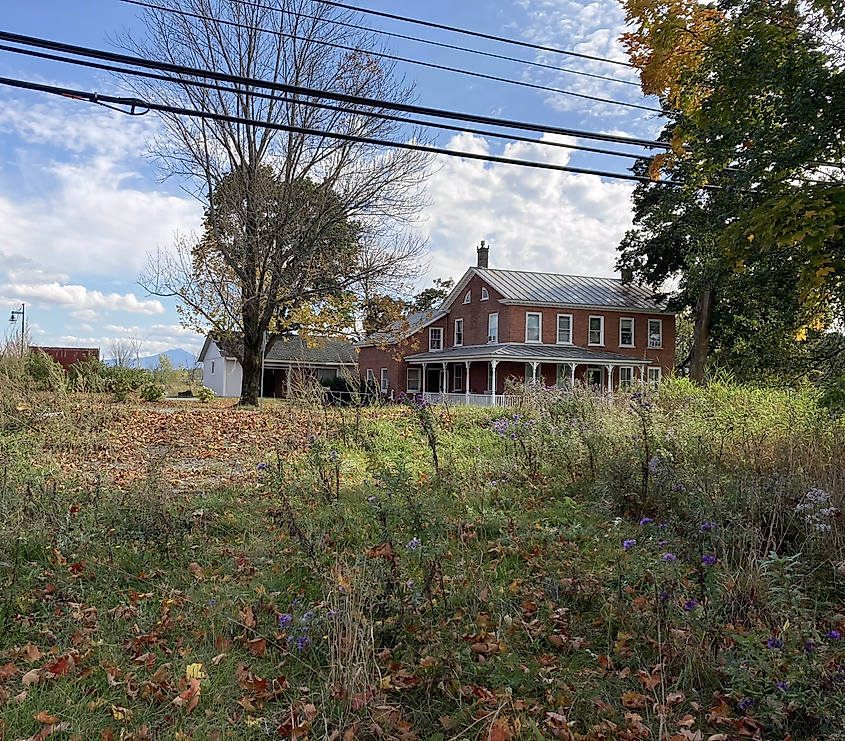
[426,367,442,393]
[585,366,603,388]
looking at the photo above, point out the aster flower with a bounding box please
[297,635,311,651]
[257,462,268,471]
[278,613,293,629]
[766,637,783,649]
[700,522,716,531]
[776,682,789,693]
[662,553,676,562]
[639,518,654,526]
[672,483,684,492]
[828,629,842,640]
[659,591,672,601]
[406,537,422,551]
[702,555,717,566]
[738,697,754,712]
[623,539,636,550]
[683,599,699,611]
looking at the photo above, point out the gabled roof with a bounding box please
[441,267,668,313]
[404,343,652,365]
[356,310,448,348]
[199,335,357,365]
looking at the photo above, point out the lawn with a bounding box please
[1,379,844,741]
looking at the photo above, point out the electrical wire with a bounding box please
[0,29,670,149]
[115,0,658,113]
[118,0,640,87]
[0,42,655,162]
[0,75,715,188]
[288,0,634,68]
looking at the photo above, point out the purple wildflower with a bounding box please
[639,518,654,526]
[827,630,842,640]
[658,540,668,547]
[766,637,783,649]
[658,523,667,529]
[700,522,716,531]
[367,496,377,503]
[257,462,268,471]
[623,539,636,550]
[406,537,421,551]
[702,555,717,566]
[683,600,699,611]
[297,635,311,651]
[738,697,754,712]
[659,591,672,601]
[662,553,676,562]
[776,682,789,693]
[278,613,293,629]
[805,641,816,654]
[672,483,684,492]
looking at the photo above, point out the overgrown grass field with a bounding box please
[1,373,844,741]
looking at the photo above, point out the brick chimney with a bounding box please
[476,240,489,269]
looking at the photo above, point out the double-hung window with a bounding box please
[557,314,572,344]
[429,327,443,351]
[406,368,421,392]
[453,364,463,391]
[620,317,634,347]
[366,368,374,383]
[454,318,464,346]
[488,313,499,343]
[589,316,604,346]
[619,366,634,388]
[380,368,389,392]
[648,319,663,348]
[648,366,662,386]
[525,312,542,343]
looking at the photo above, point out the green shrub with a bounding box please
[196,385,215,403]
[139,382,165,402]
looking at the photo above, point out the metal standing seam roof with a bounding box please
[472,268,667,312]
[404,343,653,365]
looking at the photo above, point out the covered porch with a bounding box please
[403,344,653,406]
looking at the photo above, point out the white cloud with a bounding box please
[0,281,165,314]
[416,133,635,283]
[69,309,103,321]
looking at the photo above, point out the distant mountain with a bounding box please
[105,349,198,369]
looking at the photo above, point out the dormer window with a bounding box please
[481,287,489,301]
[429,327,443,351]
[463,291,471,304]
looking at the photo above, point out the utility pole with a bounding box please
[9,303,25,357]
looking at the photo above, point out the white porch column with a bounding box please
[638,364,646,385]
[422,362,428,394]
[491,360,499,404]
[605,365,614,394]
[569,363,577,386]
[465,361,471,401]
[442,361,448,395]
[286,364,292,398]
[531,361,539,385]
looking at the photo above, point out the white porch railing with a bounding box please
[423,392,522,408]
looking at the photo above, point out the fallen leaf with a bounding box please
[0,663,18,680]
[110,705,132,722]
[247,637,266,658]
[22,669,41,686]
[186,663,207,680]
[211,653,228,666]
[24,644,44,663]
[172,676,201,713]
[187,562,204,581]
[43,656,71,677]
[667,691,686,706]
[366,542,396,560]
[239,605,256,628]
[14,690,28,704]
[34,711,60,724]
[707,735,728,741]
[621,692,648,710]
[478,585,491,602]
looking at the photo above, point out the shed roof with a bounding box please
[199,335,357,366]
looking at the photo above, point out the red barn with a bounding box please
[31,346,99,371]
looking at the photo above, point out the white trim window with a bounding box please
[453,363,463,391]
[407,367,421,392]
[429,327,443,351]
[589,316,604,346]
[557,314,572,344]
[648,319,663,348]
[366,368,375,383]
[620,318,635,347]
[488,313,499,343]
[619,366,634,388]
[648,366,662,386]
[481,287,489,301]
[380,368,389,392]
[463,290,472,304]
[525,312,542,343]
[556,364,572,386]
[454,318,464,346]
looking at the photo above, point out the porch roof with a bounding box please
[404,343,652,366]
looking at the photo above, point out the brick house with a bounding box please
[357,243,675,402]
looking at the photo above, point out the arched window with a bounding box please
[463,291,471,304]
[481,287,489,301]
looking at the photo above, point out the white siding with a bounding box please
[202,342,242,397]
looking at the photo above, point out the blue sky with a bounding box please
[0,0,662,358]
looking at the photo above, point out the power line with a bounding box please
[116,0,657,113]
[119,0,640,88]
[0,75,710,188]
[296,0,633,68]
[0,29,670,150]
[0,42,655,162]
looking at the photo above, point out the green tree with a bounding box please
[410,278,454,314]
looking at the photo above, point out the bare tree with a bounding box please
[109,338,141,368]
[128,0,432,405]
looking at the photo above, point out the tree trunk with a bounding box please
[240,336,262,406]
[690,287,714,385]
